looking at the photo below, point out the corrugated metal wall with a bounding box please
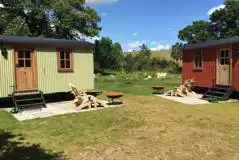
[36,48,94,94]
[0,49,14,97]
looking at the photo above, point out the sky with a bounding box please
[86,0,225,52]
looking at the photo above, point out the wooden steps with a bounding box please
[202,85,232,101]
[12,90,46,111]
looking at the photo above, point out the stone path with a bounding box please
[7,101,123,121]
[157,94,210,105]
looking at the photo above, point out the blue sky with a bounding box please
[86,0,224,51]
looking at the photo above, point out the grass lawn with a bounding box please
[1,74,239,160]
[95,73,181,96]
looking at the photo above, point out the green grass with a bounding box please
[1,73,239,160]
[95,73,181,96]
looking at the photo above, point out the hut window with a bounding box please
[193,49,202,69]
[57,49,74,72]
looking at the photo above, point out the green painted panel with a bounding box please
[36,48,94,93]
[0,49,14,97]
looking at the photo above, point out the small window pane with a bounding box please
[18,51,24,58]
[25,60,31,67]
[60,60,65,68]
[225,58,230,65]
[66,60,70,68]
[225,51,229,58]
[220,58,225,65]
[66,52,70,60]
[18,60,25,67]
[60,51,65,59]
[25,51,31,58]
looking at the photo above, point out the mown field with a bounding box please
[1,73,239,160]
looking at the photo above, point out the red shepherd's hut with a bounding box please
[183,36,239,100]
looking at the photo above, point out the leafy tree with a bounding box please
[93,37,123,72]
[210,0,239,39]
[171,42,185,61]
[123,54,135,73]
[135,44,151,70]
[178,20,213,44]
[139,44,151,57]
[112,42,124,69]
[0,0,101,39]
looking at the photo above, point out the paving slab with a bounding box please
[157,94,210,105]
[6,101,123,121]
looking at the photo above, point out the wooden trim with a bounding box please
[56,48,74,73]
[33,50,38,89]
[13,49,17,92]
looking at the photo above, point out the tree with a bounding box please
[124,54,135,73]
[112,42,124,69]
[178,20,213,44]
[210,0,239,39]
[135,44,151,70]
[93,37,123,72]
[0,0,101,39]
[171,42,185,61]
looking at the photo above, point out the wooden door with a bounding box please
[217,49,231,85]
[15,50,37,90]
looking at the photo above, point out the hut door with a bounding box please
[217,48,231,85]
[15,50,37,90]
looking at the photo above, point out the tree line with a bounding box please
[171,1,239,61]
[93,39,181,73]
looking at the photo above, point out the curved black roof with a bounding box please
[0,35,94,48]
[185,36,239,50]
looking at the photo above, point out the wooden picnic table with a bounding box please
[152,86,165,94]
[106,92,123,104]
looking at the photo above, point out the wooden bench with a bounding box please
[152,86,165,94]
[106,92,123,104]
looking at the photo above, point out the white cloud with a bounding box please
[123,40,146,52]
[133,32,138,36]
[207,4,225,15]
[150,41,157,46]
[128,49,133,52]
[85,0,118,4]
[0,3,3,8]
[101,12,108,17]
[128,40,146,49]
[150,44,171,51]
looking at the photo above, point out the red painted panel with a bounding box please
[183,47,216,88]
[182,50,193,83]
[232,43,239,91]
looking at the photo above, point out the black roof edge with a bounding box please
[184,36,239,50]
[0,35,94,49]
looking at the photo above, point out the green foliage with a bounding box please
[210,1,239,39]
[135,44,152,70]
[178,20,213,44]
[171,1,239,61]
[124,54,135,73]
[93,37,123,72]
[0,0,101,39]
[171,42,185,61]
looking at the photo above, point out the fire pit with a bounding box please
[106,92,123,104]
